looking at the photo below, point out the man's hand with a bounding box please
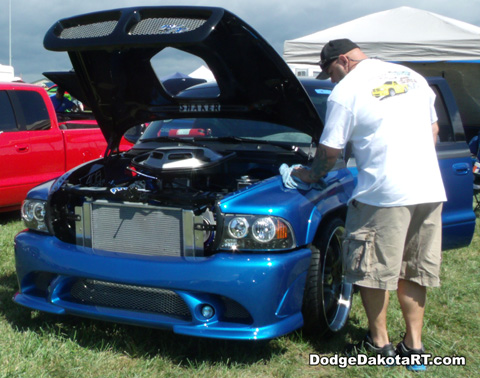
[292,143,341,183]
[280,164,302,188]
[291,166,316,183]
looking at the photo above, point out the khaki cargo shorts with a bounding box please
[343,200,443,290]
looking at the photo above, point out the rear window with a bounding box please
[8,91,51,131]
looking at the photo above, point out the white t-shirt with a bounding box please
[320,59,447,206]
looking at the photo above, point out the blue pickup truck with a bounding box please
[13,6,475,340]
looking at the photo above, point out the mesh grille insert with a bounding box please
[70,279,191,320]
[221,296,253,324]
[59,21,118,39]
[128,17,206,35]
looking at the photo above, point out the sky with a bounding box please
[1,0,480,83]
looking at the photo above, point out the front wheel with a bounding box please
[302,217,353,337]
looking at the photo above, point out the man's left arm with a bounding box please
[432,121,439,144]
[292,143,341,183]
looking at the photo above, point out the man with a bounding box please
[292,39,446,371]
[50,86,77,112]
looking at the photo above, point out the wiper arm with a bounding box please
[137,136,204,147]
[210,136,310,157]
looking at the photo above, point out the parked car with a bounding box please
[13,6,475,340]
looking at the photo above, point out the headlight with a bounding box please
[252,217,276,242]
[228,217,249,238]
[21,199,48,233]
[220,215,295,251]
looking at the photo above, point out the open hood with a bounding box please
[43,6,322,153]
[43,71,92,107]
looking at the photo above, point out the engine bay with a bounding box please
[49,145,306,247]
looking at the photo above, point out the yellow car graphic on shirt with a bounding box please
[372,81,408,98]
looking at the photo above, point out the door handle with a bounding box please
[15,144,30,153]
[452,162,470,176]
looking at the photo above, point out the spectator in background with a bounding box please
[50,86,77,112]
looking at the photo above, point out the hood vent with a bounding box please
[60,20,118,40]
[129,17,207,36]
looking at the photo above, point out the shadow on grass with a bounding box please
[289,313,367,356]
[0,210,21,225]
[0,269,305,366]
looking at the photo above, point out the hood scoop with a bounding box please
[132,146,235,174]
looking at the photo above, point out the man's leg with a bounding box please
[399,202,442,350]
[360,286,390,347]
[343,202,410,352]
[397,279,426,350]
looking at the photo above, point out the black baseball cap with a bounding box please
[317,39,359,79]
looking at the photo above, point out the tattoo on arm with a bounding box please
[308,145,336,181]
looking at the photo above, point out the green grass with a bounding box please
[1,210,479,378]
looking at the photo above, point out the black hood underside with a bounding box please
[43,6,323,153]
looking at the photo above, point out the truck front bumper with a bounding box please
[14,230,311,340]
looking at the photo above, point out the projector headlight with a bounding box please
[228,217,249,239]
[21,199,48,233]
[220,215,295,251]
[251,217,276,243]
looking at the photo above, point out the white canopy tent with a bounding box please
[284,6,480,65]
[283,7,480,133]
[0,64,21,82]
[189,65,216,82]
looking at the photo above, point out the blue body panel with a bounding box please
[437,154,476,250]
[220,170,354,245]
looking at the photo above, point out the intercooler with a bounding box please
[75,200,207,257]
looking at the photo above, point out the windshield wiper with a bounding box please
[208,136,311,158]
[138,136,311,158]
[138,136,204,147]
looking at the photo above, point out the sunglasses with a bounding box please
[319,56,339,71]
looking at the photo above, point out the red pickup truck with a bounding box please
[0,82,132,212]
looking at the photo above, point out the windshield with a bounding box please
[139,118,312,144]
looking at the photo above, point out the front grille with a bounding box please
[59,20,118,39]
[221,296,253,324]
[70,279,191,320]
[89,201,183,256]
[128,17,206,35]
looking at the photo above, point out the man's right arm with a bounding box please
[292,143,341,183]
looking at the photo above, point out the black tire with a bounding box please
[389,88,396,97]
[302,217,353,337]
